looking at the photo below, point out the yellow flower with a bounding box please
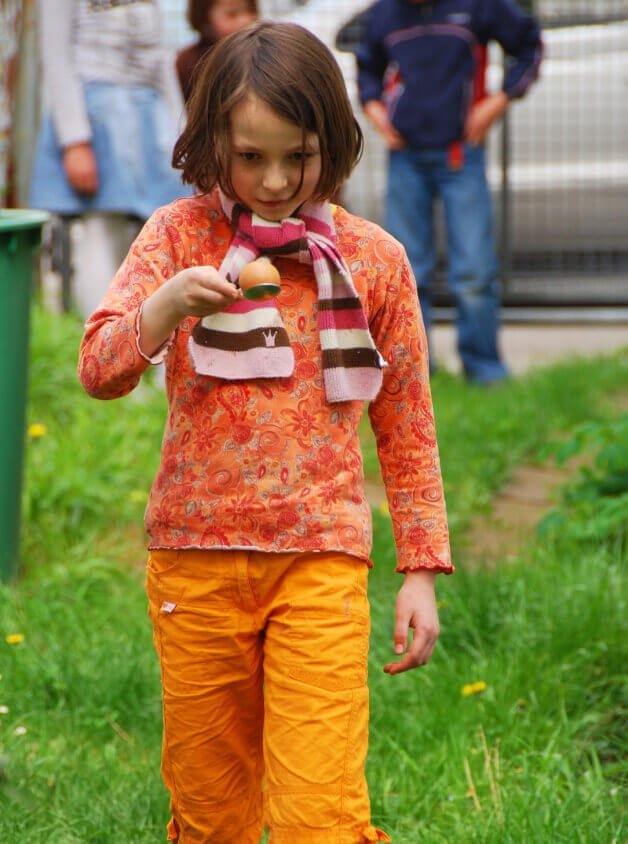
[5,633,24,645]
[378,501,389,515]
[129,490,147,504]
[462,680,488,697]
[28,423,48,438]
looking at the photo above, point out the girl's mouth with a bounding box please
[257,198,289,207]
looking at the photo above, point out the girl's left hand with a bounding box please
[383,570,440,675]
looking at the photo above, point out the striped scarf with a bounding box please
[188,192,383,403]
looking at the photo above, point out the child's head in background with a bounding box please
[187,0,258,42]
[173,22,364,217]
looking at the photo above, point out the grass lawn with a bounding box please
[0,307,625,842]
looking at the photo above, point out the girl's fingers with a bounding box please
[172,267,242,316]
[383,626,437,674]
[193,267,239,296]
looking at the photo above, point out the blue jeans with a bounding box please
[385,144,508,384]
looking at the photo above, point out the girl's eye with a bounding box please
[239,152,260,161]
[290,152,312,162]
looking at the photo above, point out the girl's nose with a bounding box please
[262,163,288,193]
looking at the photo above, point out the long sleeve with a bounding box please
[39,0,91,148]
[356,4,388,105]
[368,248,452,574]
[481,0,543,100]
[77,207,180,400]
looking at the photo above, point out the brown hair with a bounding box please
[172,21,363,202]
[187,0,259,38]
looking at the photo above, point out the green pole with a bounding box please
[0,209,49,581]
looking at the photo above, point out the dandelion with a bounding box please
[462,680,488,697]
[5,633,24,645]
[28,422,48,438]
[14,726,27,736]
[0,705,8,715]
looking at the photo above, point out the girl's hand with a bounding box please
[383,570,440,675]
[165,266,242,320]
[63,142,99,195]
[138,266,242,358]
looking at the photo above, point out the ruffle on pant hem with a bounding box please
[361,825,392,843]
[268,824,392,843]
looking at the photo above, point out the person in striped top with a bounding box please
[79,22,451,844]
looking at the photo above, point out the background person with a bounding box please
[357,0,542,384]
[175,0,259,103]
[29,0,189,319]
[78,22,452,843]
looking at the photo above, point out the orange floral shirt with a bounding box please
[78,192,452,573]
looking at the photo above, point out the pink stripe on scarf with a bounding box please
[318,308,369,331]
[189,340,295,380]
[224,298,278,314]
[323,367,384,403]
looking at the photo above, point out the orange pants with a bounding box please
[146,549,391,844]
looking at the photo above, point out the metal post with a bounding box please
[499,104,512,297]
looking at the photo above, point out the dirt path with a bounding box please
[366,458,589,568]
[461,461,578,566]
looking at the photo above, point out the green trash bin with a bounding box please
[0,209,50,581]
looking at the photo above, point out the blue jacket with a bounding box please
[357,0,543,148]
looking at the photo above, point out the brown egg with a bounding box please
[239,259,281,291]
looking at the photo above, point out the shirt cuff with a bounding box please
[135,300,176,364]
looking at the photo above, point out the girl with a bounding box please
[78,22,452,844]
[176,0,258,103]
[30,0,189,318]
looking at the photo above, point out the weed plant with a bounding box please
[0,307,625,842]
[539,414,628,545]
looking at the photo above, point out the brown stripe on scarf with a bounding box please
[192,325,291,351]
[318,297,365,311]
[322,347,382,369]
[258,238,309,256]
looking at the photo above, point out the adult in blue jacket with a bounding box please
[357,0,542,384]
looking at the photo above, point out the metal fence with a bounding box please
[490,1,628,308]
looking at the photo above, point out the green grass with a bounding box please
[0,306,626,842]
[367,516,625,842]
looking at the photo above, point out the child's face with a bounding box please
[209,0,256,40]
[229,94,322,221]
